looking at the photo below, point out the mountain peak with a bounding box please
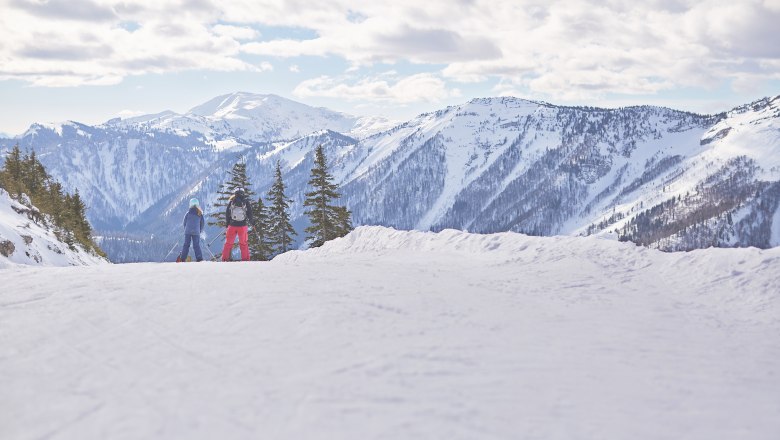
[466,96,550,107]
[187,92,300,118]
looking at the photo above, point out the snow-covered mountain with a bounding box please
[8,120,220,231]
[2,93,779,262]
[106,92,395,143]
[342,96,780,251]
[2,227,779,438]
[0,189,107,268]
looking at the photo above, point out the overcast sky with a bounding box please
[1,0,779,134]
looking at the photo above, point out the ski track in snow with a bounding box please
[1,227,779,440]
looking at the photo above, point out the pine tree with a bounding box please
[249,196,273,261]
[46,181,65,226]
[208,160,256,260]
[22,150,50,201]
[267,161,296,255]
[208,160,255,229]
[0,145,24,196]
[69,190,92,248]
[303,144,353,247]
[60,193,77,247]
[334,206,353,236]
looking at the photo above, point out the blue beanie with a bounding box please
[190,198,199,207]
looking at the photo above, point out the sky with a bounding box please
[1,0,779,135]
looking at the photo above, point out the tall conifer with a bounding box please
[209,161,255,228]
[267,161,296,254]
[249,196,273,261]
[303,144,353,247]
[208,160,256,260]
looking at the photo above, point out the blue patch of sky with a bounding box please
[222,22,319,40]
[346,10,367,23]
[119,21,141,32]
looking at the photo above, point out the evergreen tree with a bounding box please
[248,196,273,261]
[334,205,353,236]
[0,145,24,196]
[208,160,255,229]
[209,160,256,260]
[60,193,76,247]
[267,161,296,255]
[22,150,48,200]
[46,181,65,225]
[68,190,92,246]
[303,144,353,247]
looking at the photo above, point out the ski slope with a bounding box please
[1,227,779,439]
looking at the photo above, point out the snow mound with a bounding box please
[0,189,107,268]
[280,226,780,322]
[280,224,778,263]
[276,226,591,259]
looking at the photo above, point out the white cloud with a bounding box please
[289,64,300,73]
[293,73,458,104]
[0,0,255,86]
[233,0,780,99]
[212,24,259,40]
[0,0,777,102]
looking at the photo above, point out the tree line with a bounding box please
[0,145,104,256]
[210,144,353,261]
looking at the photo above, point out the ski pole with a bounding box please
[208,230,225,247]
[201,236,216,260]
[206,230,226,261]
[163,223,186,261]
[162,241,179,262]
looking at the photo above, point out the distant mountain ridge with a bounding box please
[105,92,396,144]
[1,92,779,262]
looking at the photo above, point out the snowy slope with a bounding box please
[1,227,778,439]
[0,189,107,268]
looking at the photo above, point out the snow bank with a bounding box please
[0,189,107,268]
[280,226,780,323]
[1,227,778,439]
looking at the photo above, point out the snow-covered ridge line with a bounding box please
[277,225,780,261]
[276,226,576,259]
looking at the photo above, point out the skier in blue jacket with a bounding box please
[179,198,205,262]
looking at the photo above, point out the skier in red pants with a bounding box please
[222,188,253,261]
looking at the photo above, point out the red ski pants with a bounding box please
[222,226,250,261]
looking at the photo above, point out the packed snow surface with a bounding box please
[1,227,779,439]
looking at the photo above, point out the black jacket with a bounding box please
[225,195,253,227]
